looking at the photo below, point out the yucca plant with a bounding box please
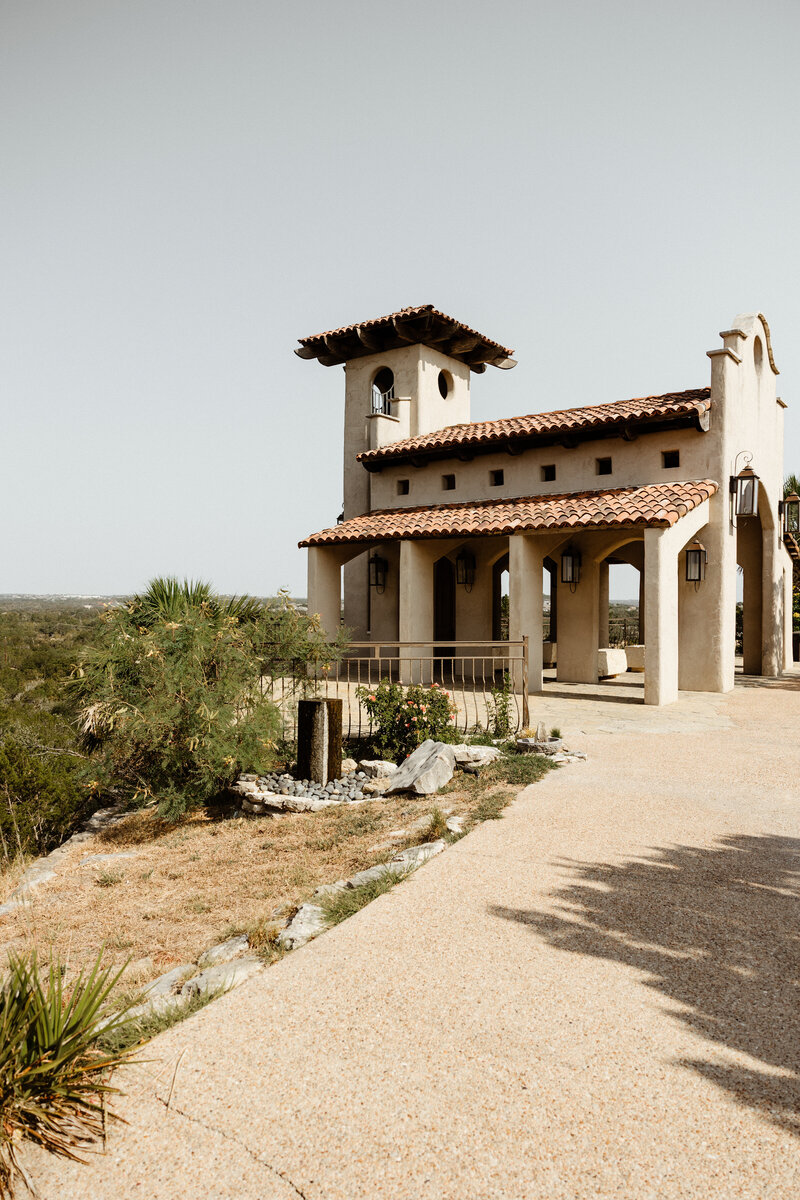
[0,949,133,1198]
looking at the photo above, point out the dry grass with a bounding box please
[0,782,503,1000]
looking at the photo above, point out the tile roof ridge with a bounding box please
[358,388,711,461]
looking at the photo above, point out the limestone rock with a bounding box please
[181,955,262,998]
[142,963,196,997]
[362,777,391,796]
[358,760,398,778]
[197,934,249,969]
[446,814,465,834]
[277,903,328,950]
[340,758,358,774]
[389,840,446,871]
[451,744,501,766]
[384,741,456,795]
[79,851,138,868]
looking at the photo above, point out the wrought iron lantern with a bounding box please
[368,554,388,593]
[561,549,581,588]
[685,540,707,584]
[730,464,759,517]
[783,491,800,534]
[455,549,476,590]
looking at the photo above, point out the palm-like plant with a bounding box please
[127,577,264,626]
[785,474,800,498]
[0,950,133,1198]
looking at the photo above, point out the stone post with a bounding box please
[297,698,343,784]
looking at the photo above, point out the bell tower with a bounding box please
[295,304,516,636]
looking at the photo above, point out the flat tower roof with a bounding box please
[295,304,516,372]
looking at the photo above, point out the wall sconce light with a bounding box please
[729,458,759,519]
[561,549,581,590]
[368,554,388,593]
[455,549,476,591]
[782,491,800,535]
[685,540,707,585]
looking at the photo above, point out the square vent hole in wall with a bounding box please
[396,479,410,496]
[490,469,504,487]
[596,457,612,476]
[442,474,456,491]
[541,464,556,482]
[662,450,680,469]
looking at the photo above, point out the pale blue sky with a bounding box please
[2,0,798,599]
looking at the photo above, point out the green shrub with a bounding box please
[72,579,342,821]
[356,679,457,761]
[0,733,89,865]
[486,672,513,738]
[0,949,133,1197]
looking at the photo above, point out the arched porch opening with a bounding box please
[433,555,456,643]
[492,553,509,640]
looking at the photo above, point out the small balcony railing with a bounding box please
[371,385,394,415]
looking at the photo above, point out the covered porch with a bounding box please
[301,481,720,707]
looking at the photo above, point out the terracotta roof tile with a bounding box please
[299,304,513,356]
[300,481,718,547]
[295,305,515,370]
[358,388,711,465]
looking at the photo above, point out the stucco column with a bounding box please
[643,528,679,706]
[557,556,600,685]
[760,522,781,678]
[399,540,434,683]
[509,534,544,694]
[598,561,610,648]
[307,546,343,641]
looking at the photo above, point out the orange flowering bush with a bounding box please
[356,679,458,761]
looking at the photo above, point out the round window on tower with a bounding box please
[438,370,452,399]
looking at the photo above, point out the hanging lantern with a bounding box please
[685,541,707,583]
[730,465,759,517]
[783,491,800,534]
[368,554,388,591]
[561,549,581,585]
[455,549,476,589]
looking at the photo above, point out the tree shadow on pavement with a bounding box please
[490,834,800,1135]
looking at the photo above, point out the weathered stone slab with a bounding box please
[598,647,628,678]
[384,741,456,795]
[142,963,196,997]
[390,840,446,871]
[626,644,645,671]
[181,955,262,998]
[78,851,138,868]
[451,744,501,766]
[277,903,328,950]
[197,934,249,969]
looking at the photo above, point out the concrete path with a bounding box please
[27,671,800,1199]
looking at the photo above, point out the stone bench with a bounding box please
[625,644,645,672]
[598,647,628,678]
[542,641,557,667]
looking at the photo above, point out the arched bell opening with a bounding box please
[371,367,395,415]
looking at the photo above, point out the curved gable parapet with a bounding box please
[731,312,780,375]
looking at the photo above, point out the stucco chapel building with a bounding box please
[298,305,796,706]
